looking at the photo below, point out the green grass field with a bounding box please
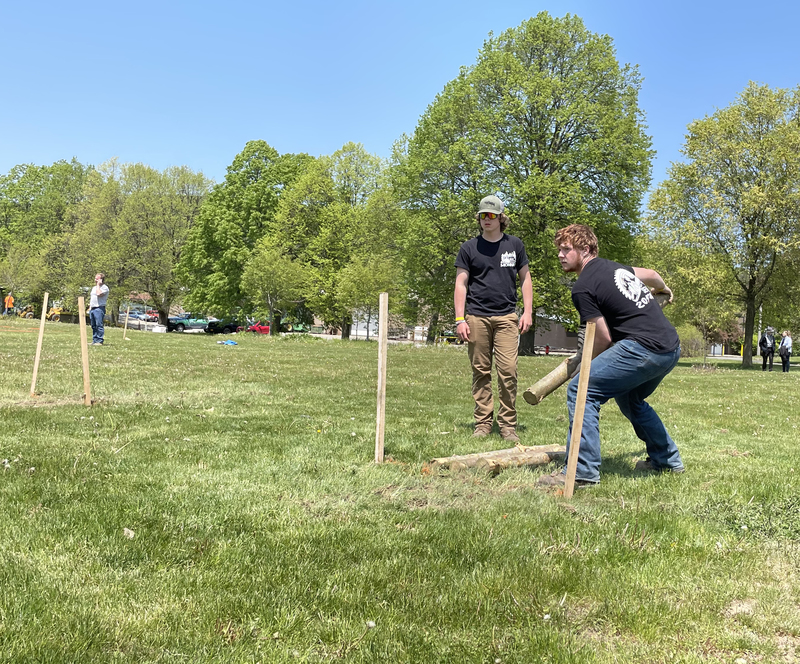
[1,318,799,663]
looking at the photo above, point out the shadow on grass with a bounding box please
[675,357,794,372]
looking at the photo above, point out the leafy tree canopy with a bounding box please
[392,12,652,332]
[647,82,800,367]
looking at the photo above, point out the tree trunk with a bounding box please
[366,307,372,341]
[742,298,755,368]
[427,310,439,343]
[271,310,281,336]
[341,316,352,340]
[518,325,537,356]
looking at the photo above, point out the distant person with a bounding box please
[89,273,109,346]
[3,291,14,316]
[759,327,775,372]
[454,195,533,444]
[779,330,792,373]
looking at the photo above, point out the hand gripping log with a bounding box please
[523,292,670,407]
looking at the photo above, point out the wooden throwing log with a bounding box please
[523,292,671,407]
[430,444,565,476]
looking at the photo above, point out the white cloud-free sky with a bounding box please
[1,0,797,195]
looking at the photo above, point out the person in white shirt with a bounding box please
[779,330,793,373]
[89,273,110,345]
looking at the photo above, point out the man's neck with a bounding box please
[481,229,503,242]
[575,254,596,276]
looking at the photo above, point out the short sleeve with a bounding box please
[455,244,470,270]
[571,290,602,324]
[515,239,529,269]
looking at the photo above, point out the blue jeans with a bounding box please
[89,307,106,344]
[565,339,683,483]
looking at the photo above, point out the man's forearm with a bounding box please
[454,284,467,319]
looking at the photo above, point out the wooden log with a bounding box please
[523,292,670,407]
[431,444,565,476]
[122,305,131,340]
[523,358,571,405]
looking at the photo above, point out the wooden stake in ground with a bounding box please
[374,292,389,463]
[122,305,131,340]
[77,296,92,406]
[30,292,49,397]
[564,320,596,498]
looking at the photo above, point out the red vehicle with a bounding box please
[247,321,271,335]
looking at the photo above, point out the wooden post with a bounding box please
[564,321,596,498]
[374,292,389,463]
[30,292,49,397]
[77,296,92,406]
[122,305,131,340]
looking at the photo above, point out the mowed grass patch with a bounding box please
[2,318,800,662]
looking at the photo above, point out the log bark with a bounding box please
[430,444,565,476]
[523,358,571,405]
[523,292,670,407]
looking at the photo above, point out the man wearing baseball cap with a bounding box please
[454,195,533,443]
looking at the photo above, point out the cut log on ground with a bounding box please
[430,444,565,476]
[523,292,670,407]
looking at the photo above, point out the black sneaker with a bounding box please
[634,458,685,474]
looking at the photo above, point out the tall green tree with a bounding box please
[272,142,382,336]
[0,159,92,251]
[177,141,313,315]
[636,237,742,359]
[392,12,652,341]
[337,254,402,340]
[66,161,211,321]
[241,240,307,335]
[647,82,800,367]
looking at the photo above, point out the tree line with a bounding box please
[2,13,799,365]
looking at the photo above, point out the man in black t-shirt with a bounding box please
[539,224,684,488]
[454,196,533,443]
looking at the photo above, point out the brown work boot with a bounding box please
[473,423,492,438]
[500,427,520,444]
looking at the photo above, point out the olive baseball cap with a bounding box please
[478,195,505,215]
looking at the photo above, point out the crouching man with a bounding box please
[539,224,684,488]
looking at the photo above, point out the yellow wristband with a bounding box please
[455,316,465,322]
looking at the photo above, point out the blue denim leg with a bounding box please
[90,307,105,344]
[565,339,682,482]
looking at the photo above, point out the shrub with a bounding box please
[676,324,705,358]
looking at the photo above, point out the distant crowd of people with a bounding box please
[759,327,793,373]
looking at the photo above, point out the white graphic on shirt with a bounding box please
[500,251,516,268]
[614,269,653,309]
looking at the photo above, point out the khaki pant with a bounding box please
[466,313,519,429]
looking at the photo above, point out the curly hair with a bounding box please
[475,213,509,232]
[553,224,598,256]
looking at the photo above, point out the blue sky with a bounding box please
[1,0,798,197]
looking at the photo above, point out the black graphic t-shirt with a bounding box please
[455,234,529,316]
[571,257,679,353]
